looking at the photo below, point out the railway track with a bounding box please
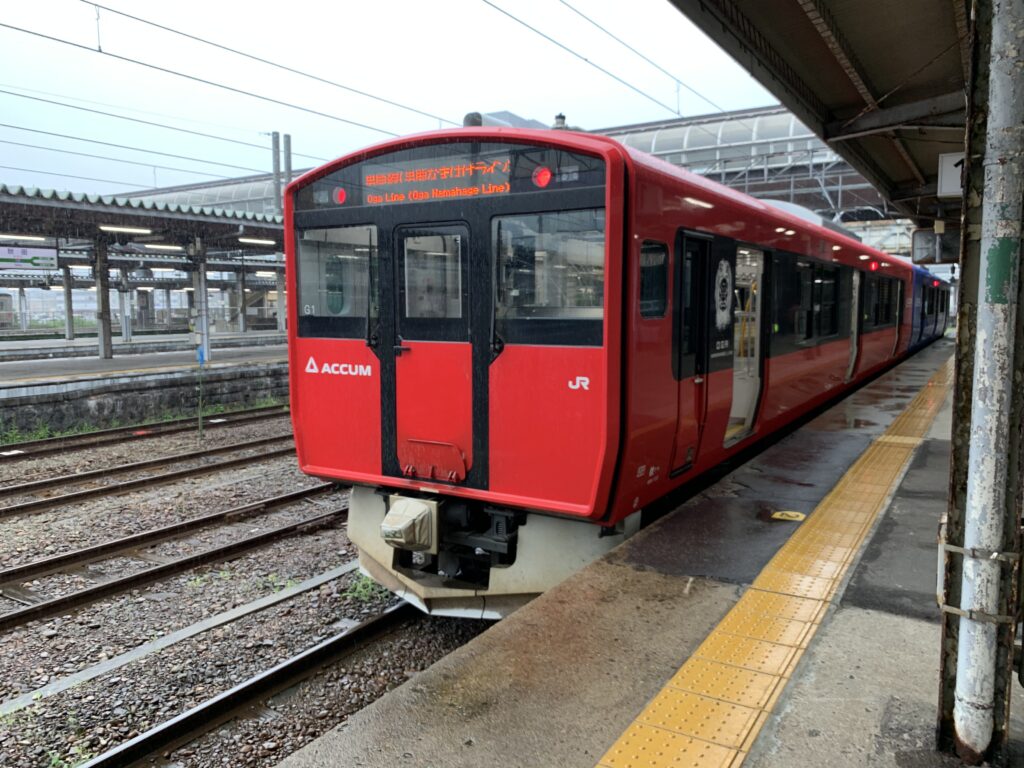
[0,404,290,461]
[0,491,347,632]
[78,604,418,768]
[0,434,297,519]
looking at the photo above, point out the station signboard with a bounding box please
[0,246,58,270]
[912,227,960,264]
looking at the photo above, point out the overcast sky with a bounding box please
[0,0,774,195]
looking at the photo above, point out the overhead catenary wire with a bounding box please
[479,0,679,117]
[0,123,270,174]
[0,88,329,162]
[0,21,400,138]
[0,164,148,188]
[0,138,234,179]
[85,1,460,127]
[557,0,727,114]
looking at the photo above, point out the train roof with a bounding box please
[289,127,950,287]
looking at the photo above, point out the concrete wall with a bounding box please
[0,363,288,434]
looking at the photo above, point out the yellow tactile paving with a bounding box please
[597,356,953,768]
[668,658,782,710]
[599,722,738,768]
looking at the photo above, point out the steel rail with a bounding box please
[0,434,294,499]
[0,405,289,460]
[0,507,348,632]
[0,444,297,519]
[0,483,337,584]
[78,603,417,768]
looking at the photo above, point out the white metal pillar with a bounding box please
[93,240,113,359]
[952,0,1024,761]
[191,241,211,363]
[162,288,172,328]
[61,265,74,340]
[237,268,247,333]
[275,268,286,332]
[17,286,28,331]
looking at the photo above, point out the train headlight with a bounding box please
[381,496,439,554]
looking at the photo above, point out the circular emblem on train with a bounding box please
[714,259,733,332]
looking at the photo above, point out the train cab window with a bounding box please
[296,225,378,338]
[639,241,668,318]
[492,208,605,346]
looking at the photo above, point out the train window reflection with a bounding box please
[296,225,377,338]
[402,234,463,319]
[491,209,605,346]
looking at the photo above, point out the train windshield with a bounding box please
[293,140,608,346]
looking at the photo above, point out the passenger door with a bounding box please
[670,233,711,475]
[392,224,474,483]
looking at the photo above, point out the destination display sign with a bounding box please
[0,246,58,270]
[361,155,511,206]
[293,141,608,213]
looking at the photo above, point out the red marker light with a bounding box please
[333,187,347,205]
[933,279,940,287]
[869,261,880,271]
[532,166,553,188]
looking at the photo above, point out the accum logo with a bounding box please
[305,357,372,377]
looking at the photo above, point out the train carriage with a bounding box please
[285,127,949,618]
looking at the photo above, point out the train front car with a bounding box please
[285,130,631,618]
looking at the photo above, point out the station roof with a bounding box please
[0,182,283,251]
[668,0,967,224]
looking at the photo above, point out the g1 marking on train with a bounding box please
[304,357,372,377]
[568,376,590,391]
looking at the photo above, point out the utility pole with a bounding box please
[272,131,282,215]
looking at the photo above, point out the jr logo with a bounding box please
[568,376,590,391]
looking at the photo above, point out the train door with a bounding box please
[845,270,861,381]
[391,224,474,483]
[725,247,765,444]
[670,233,710,475]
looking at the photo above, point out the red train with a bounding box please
[285,128,949,618]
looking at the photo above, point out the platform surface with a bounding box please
[0,344,286,387]
[277,340,1023,768]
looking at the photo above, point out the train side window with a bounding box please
[815,264,839,337]
[296,224,378,338]
[639,241,668,318]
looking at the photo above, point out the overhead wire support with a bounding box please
[479,0,679,117]
[0,88,328,162]
[0,21,399,137]
[85,1,459,127]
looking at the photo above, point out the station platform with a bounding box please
[277,339,1023,768]
[0,344,287,434]
[0,330,286,362]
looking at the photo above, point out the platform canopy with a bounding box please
[669,0,967,225]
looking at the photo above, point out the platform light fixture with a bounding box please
[150,267,179,273]
[255,270,277,277]
[99,225,152,235]
[0,233,47,241]
[144,244,184,252]
[683,196,713,209]
[238,237,276,246]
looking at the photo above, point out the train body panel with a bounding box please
[286,127,950,616]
